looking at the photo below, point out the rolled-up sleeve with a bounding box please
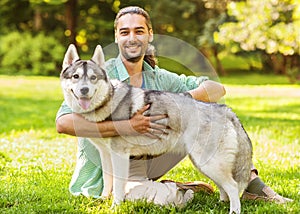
[178,74,209,90]
[55,101,73,121]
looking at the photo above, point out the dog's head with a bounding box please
[60,44,112,113]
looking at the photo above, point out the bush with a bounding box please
[0,32,65,76]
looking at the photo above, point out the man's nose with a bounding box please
[128,32,136,41]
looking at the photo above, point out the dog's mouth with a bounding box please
[71,90,92,110]
[78,97,91,110]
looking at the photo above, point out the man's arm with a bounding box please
[56,105,168,138]
[162,71,225,102]
[188,80,226,102]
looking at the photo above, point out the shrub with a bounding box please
[0,32,65,76]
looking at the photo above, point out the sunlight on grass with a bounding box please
[0,131,77,182]
[0,76,63,134]
[220,73,293,85]
[0,131,79,213]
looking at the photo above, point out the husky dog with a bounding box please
[60,44,252,214]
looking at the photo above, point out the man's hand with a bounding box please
[129,104,169,139]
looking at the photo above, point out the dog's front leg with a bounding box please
[96,144,113,199]
[111,151,130,207]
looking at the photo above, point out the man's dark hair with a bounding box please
[114,6,157,68]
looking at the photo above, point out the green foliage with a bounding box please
[215,0,300,56]
[0,75,299,213]
[29,0,68,5]
[0,0,31,34]
[0,0,299,77]
[214,0,300,76]
[0,32,65,76]
[149,0,228,47]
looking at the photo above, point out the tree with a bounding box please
[198,13,227,76]
[29,0,76,45]
[0,0,32,34]
[2,0,253,76]
[65,0,77,45]
[214,0,300,79]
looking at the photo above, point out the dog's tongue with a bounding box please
[79,98,91,110]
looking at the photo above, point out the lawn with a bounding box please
[0,74,299,213]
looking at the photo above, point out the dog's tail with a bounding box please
[229,110,253,195]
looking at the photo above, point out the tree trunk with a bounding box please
[33,7,42,31]
[261,53,285,74]
[200,47,226,76]
[285,55,300,83]
[212,46,226,76]
[65,0,77,45]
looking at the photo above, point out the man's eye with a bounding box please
[120,31,128,35]
[136,30,144,34]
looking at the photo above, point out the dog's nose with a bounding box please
[80,87,89,95]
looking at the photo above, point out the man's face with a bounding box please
[115,13,153,63]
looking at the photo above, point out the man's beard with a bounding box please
[122,41,146,62]
[125,54,143,63]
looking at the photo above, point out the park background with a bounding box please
[0,0,299,213]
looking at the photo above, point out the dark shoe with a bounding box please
[160,179,214,194]
[242,185,293,204]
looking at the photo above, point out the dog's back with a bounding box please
[148,90,253,189]
[124,86,253,213]
[99,80,253,189]
[109,82,253,191]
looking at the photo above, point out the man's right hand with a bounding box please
[128,104,169,139]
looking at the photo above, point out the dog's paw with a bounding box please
[100,192,112,201]
[110,203,117,210]
[99,195,110,201]
[110,199,123,210]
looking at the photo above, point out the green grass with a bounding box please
[220,73,293,85]
[0,75,299,213]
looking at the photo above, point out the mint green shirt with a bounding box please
[56,56,208,197]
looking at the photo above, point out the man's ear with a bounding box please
[148,28,154,43]
[62,44,79,70]
[114,30,118,43]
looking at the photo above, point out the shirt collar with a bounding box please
[115,55,156,82]
[115,55,129,82]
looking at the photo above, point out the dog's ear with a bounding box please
[62,44,80,70]
[91,45,105,69]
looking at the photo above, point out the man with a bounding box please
[56,6,292,205]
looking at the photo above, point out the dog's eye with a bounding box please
[73,74,79,79]
[90,75,97,81]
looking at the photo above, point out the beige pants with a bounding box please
[125,151,193,206]
[124,151,256,206]
[125,180,194,206]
